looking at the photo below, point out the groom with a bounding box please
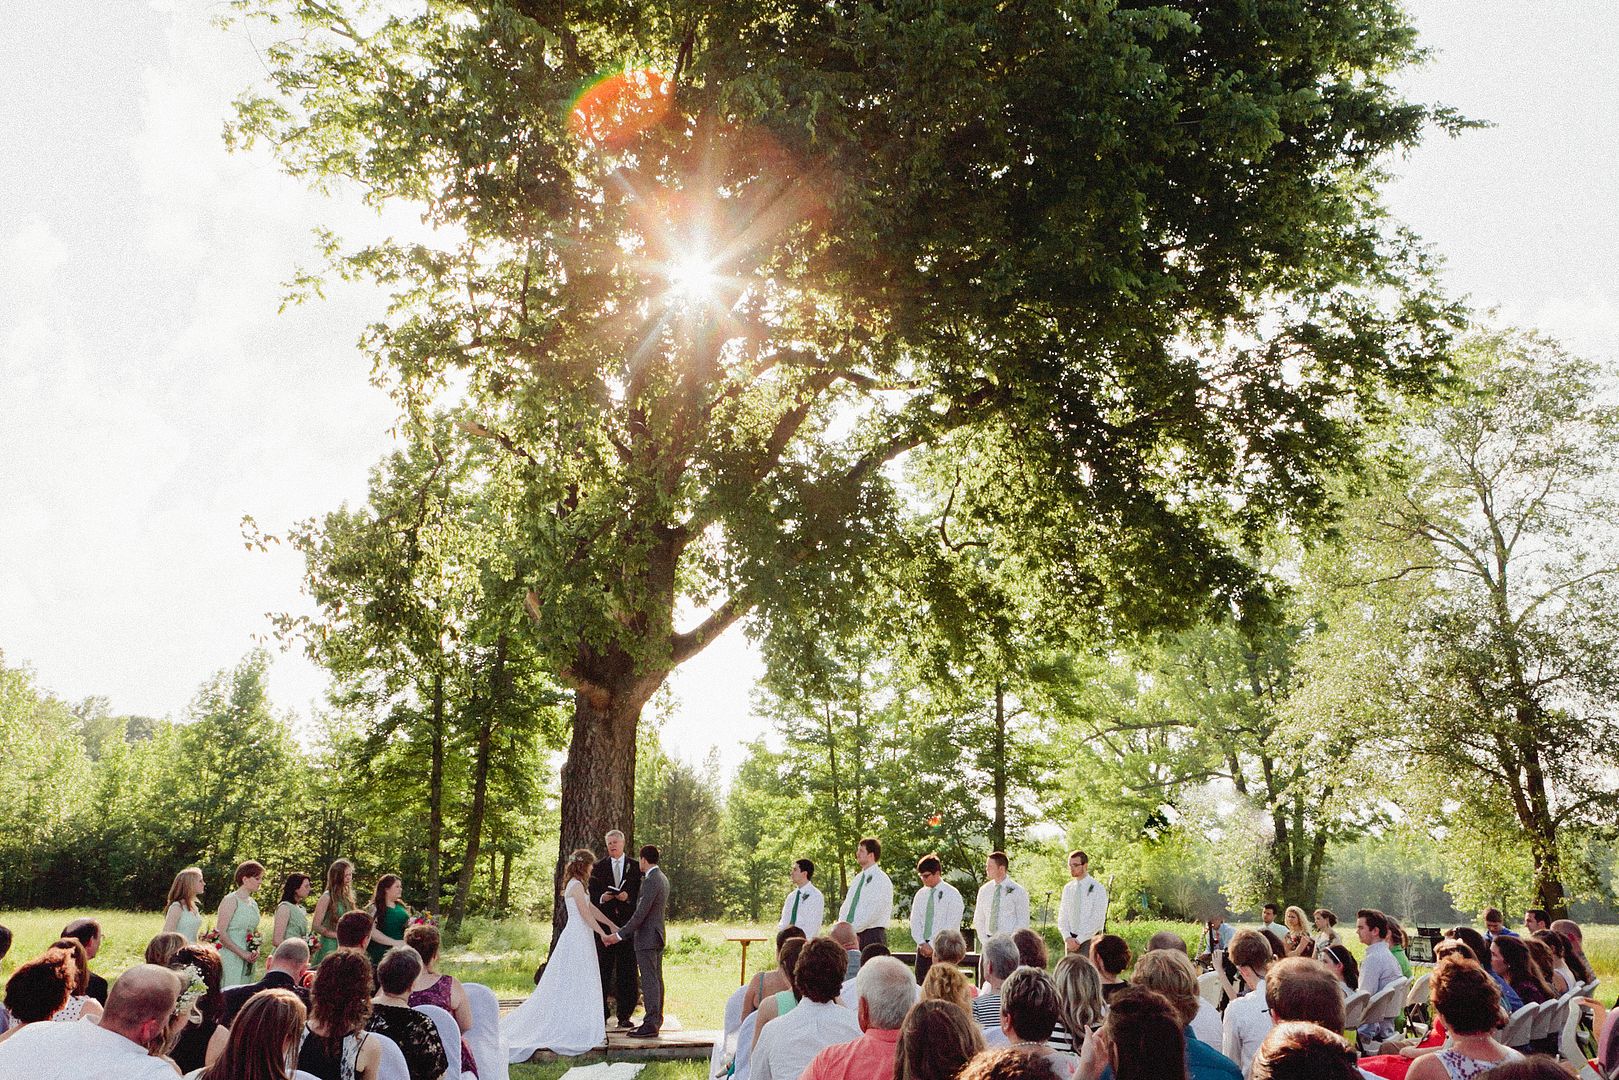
[606,844,667,1038]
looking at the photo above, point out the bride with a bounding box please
[504,848,619,1060]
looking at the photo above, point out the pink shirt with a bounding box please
[803,1027,902,1080]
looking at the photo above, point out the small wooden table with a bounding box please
[727,934,770,985]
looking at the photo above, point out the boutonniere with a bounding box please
[1002,884,1011,895]
[1086,881,1095,894]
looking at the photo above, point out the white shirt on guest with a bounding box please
[1221,976,1272,1074]
[779,882,826,935]
[838,866,893,933]
[1057,876,1108,944]
[909,882,964,948]
[752,999,863,1080]
[1190,998,1223,1049]
[973,878,1030,938]
[0,1019,182,1079]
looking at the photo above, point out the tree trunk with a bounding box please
[427,670,445,911]
[499,850,513,914]
[824,702,847,898]
[450,635,506,929]
[992,680,1007,853]
[1520,735,1569,918]
[552,671,661,941]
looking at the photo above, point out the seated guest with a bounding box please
[1250,1021,1361,1080]
[297,948,382,1080]
[1488,1061,1582,1080]
[1281,907,1314,958]
[59,918,108,1005]
[195,988,307,1080]
[1222,930,1276,1074]
[997,966,1078,1077]
[168,944,231,1072]
[1491,936,1553,1010]
[1089,934,1131,1001]
[1522,909,1550,935]
[752,937,863,1080]
[1360,940,1476,1080]
[0,949,73,1046]
[1079,986,1186,1080]
[1320,944,1359,995]
[933,928,969,968]
[830,922,861,980]
[802,956,915,1080]
[1483,908,1516,943]
[0,963,183,1077]
[895,999,984,1080]
[404,923,477,1077]
[743,927,808,1020]
[1050,953,1104,1055]
[1145,931,1188,955]
[840,943,890,1010]
[1127,949,1241,1079]
[368,946,448,1080]
[1449,926,1523,1012]
[1265,956,1345,1030]
[1012,928,1049,972]
[1385,918,1413,978]
[1405,958,1521,1080]
[47,937,104,1023]
[1354,909,1403,1042]
[335,910,375,950]
[750,937,808,1048]
[1312,909,1342,953]
[922,961,975,1013]
[145,931,188,967]
[972,934,1021,1031]
[1551,919,1593,983]
[962,1047,1065,1080]
[1527,932,1571,994]
[0,924,10,1031]
[220,938,312,1026]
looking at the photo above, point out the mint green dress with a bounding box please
[219,895,261,987]
[368,902,410,966]
[279,900,311,945]
[168,902,203,943]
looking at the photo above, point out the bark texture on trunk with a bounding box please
[427,670,445,911]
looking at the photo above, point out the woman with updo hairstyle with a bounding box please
[1012,928,1050,971]
[164,866,207,941]
[47,936,103,1022]
[146,930,189,967]
[1406,958,1521,1080]
[0,949,74,1045]
[197,988,308,1080]
[922,958,976,1014]
[895,998,985,1080]
[743,926,808,1021]
[405,921,478,1074]
[750,936,808,1049]
[1250,1022,1360,1080]
[298,947,382,1080]
[1078,986,1188,1080]
[171,943,231,1071]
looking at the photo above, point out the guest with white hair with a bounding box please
[971,934,1022,1032]
[801,956,917,1080]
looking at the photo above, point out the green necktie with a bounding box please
[790,890,802,925]
[990,884,1002,930]
[846,874,867,921]
[924,888,937,940]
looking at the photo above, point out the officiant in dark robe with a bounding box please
[590,829,642,1027]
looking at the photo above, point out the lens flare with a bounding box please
[569,67,672,149]
[664,251,720,304]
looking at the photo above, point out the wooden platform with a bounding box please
[497,1002,718,1063]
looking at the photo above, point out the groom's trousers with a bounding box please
[598,934,638,1024]
[635,944,664,1032]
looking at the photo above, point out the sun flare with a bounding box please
[664,251,721,305]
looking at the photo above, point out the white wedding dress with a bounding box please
[503,881,608,1060]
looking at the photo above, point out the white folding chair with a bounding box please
[415,1003,463,1079]
[1197,970,1224,1006]
[1560,998,1605,1078]
[1499,1000,1539,1048]
[1341,990,1371,1029]
[729,1012,759,1080]
[373,1031,411,1080]
[462,983,508,1080]
[1405,973,1431,1008]
[713,985,748,1078]
[1533,997,1568,1044]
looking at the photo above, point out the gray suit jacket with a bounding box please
[619,865,667,950]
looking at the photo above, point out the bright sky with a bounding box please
[2,1,1615,778]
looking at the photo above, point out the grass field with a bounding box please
[4,910,1615,1032]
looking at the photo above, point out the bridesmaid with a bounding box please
[162,866,206,942]
[216,859,265,987]
[311,858,356,966]
[366,874,410,967]
[273,873,314,948]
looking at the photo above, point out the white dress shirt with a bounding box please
[752,999,863,1080]
[909,882,965,947]
[1221,977,1272,1074]
[838,866,893,933]
[1190,998,1223,1048]
[0,1019,183,1079]
[1057,876,1108,943]
[973,877,1030,939]
[779,882,826,935]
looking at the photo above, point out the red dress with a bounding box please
[1358,1018,1448,1080]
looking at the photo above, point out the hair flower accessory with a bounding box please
[173,964,207,1017]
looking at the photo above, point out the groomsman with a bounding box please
[1057,850,1108,953]
[972,852,1028,942]
[589,829,642,1029]
[838,837,894,949]
[909,853,964,984]
[778,859,825,936]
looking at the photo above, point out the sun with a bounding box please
[663,251,721,305]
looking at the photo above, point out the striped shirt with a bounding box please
[971,991,1002,1029]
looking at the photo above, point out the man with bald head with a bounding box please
[0,963,183,1077]
[219,937,312,1026]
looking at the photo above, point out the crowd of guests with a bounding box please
[0,858,485,1080]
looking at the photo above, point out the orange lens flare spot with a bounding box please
[570,68,673,149]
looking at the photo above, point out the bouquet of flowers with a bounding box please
[409,911,438,928]
[199,928,221,946]
[245,930,264,955]
[307,933,322,952]
[172,965,208,1019]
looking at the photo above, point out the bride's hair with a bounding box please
[564,849,596,885]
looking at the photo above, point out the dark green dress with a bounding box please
[368,902,410,966]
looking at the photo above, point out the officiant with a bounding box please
[591,828,642,1028]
